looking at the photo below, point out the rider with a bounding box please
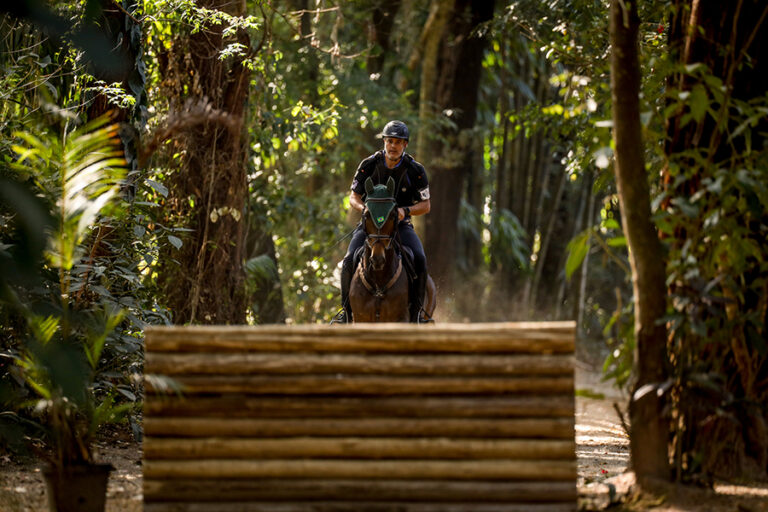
[332,120,432,323]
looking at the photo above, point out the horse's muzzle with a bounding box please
[370,251,386,271]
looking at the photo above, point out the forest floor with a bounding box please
[1,361,767,511]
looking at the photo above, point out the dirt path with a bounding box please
[574,360,632,508]
[574,361,768,512]
[1,364,766,511]
[0,438,143,512]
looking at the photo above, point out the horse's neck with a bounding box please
[363,246,399,284]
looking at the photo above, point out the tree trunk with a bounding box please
[157,0,251,324]
[462,136,485,272]
[524,66,547,237]
[495,40,511,215]
[412,0,455,160]
[367,0,402,76]
[510,59,526,223]
[527,165,566,314]
[571,174,595,329]
[609,0,670,483]
[422,0,494,289]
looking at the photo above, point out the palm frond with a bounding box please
[11,115,127,271]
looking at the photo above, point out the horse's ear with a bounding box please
[365,177,374,196]
[386,176,395,197]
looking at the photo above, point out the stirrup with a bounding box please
[416,309,434,324]
[330,309,349,324]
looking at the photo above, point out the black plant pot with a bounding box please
[43,463,113,512]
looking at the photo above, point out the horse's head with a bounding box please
[363,177,397,271]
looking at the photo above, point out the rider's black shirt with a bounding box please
[350,151,430,211]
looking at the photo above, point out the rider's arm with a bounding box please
[349,190,366,214]
[398,199,430,221]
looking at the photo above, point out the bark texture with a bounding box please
[609,0,670,483]
[157,0,251,324]
[422,0,494,288]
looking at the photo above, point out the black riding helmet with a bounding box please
[377,120,409,141]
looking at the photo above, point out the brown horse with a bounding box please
[349,178,436,323]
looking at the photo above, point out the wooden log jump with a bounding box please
[143,322,577,512]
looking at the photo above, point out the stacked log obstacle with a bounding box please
[143,322,577,512]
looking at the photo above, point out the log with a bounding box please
[145,502,577,512]
[145,322,575,354]
[144,395,575,418]
[142,322,578,510]
[143,459,578,481]
[145,353,574,376]
[143,478,576,502]
[146,375,575,395]
[143,437,576,460]
[144,417,575,439]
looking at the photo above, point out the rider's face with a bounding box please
[383,137,407,162]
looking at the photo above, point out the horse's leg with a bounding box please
[396,274,410,321]
[348,269,365,323]
[424,274,437,320]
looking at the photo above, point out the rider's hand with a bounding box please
[397,208,405,221]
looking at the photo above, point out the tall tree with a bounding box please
[156,0,252,324]
[609,0,670,483]
[421,0,494,288]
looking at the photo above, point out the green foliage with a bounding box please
[1,117,136,466]
[10,117,126,272]
[1,2,159,457]
[12,321,135,468]
[228,3,419,323]
[489,208,530,272]
[601,301,635,390]
[659,59,768,479]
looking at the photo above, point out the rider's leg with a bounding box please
[333,226,366,323]
[339,257,354,319]
[398,222,429,323]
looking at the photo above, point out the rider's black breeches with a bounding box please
[397,222,426,274]
[342,225,367,273]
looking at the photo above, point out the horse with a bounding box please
[348,177,436,323]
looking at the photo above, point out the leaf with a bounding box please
[116,387,136,402]
[575,388,605,400]
[29,315,60,345]
[607,236,627,247]
[90,285,111,297]
[146,179,169,197]
[670,197,699,218]
[245,254,279,282]
[167,235,182,250]
[689,84,708,123]
[565,230,590,280]
[684,62,706,74]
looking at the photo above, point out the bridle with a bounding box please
[363,196,397,253]
[359,199,403,320]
